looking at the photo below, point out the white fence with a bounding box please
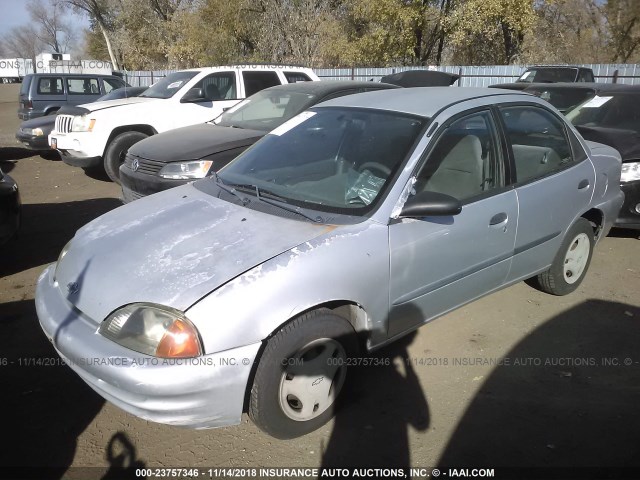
[121,64,640,87]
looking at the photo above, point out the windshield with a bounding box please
[214,89,316,131]
[525,87,596,113]
[517,68,578,83]
[139,71,198,99]
[566,94,640,130]
[217,107,425,216]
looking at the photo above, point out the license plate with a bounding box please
[51,138,57,149]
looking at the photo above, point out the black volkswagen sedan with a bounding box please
[119,81,399,203]
[16,86,147,151]
[0,167,21,245]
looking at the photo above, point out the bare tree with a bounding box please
[3,25,45,65]
[27,0,75,53]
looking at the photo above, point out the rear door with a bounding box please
[499,104,596,282]
[33,75,64,115]
[240,71,283,97]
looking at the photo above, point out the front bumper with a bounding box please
[49,131,104,166]
[615,180,640,230]
[15,131,50,150]
[120,163,190,203]
[35,265,261,428]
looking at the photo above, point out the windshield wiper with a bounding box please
[229,182,323,223]
[212,172,250,205]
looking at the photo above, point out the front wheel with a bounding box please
[534,218,594,296]
[249,309,358,439]
[104,131,148,184]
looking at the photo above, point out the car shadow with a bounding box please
[100,432,147,480]
[608,227,639,239]
[0,146,36,162]
[437,299,640,469]
[0,299,105,475]
[321,328,430,470]
[0,198,123,276]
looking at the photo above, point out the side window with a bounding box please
[500,106,574,184]
[37,77,63,95]
[577,69,594,82]
[67,77,100,95]
[415,111,504,202]
[190,72,237,101]
[242,71,281,97]
[103,77,125,93]
[284,72,312,83]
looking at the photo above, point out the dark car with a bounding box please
[522,82,635,113]
[490,66,595,91]
[120,80,400,203]
[380,70,460,87]
[16,86,147,151]
[18,73,129,120]
[0,167,21,245]
[562,85,640,229]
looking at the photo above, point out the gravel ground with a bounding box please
[1,83,639,480]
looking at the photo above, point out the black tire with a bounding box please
[249,308,358,439]
[104,131,148,184]
[534,218,594,296]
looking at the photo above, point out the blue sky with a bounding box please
[0,0,89,39]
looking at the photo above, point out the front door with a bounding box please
[388,109,517,338]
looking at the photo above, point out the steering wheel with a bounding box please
[358,162,391,177]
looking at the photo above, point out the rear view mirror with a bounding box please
[400,191,462,218]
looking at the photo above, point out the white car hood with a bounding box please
[78,96,159,112]
[54,183,335,323]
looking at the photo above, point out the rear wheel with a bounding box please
[535,218,594,295]
[249,309,357,439]
[104,131,148,184]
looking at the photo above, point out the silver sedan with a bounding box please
[36,87,624,439]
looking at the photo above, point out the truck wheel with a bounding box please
[249,309,358,439]
[104,131,148,184]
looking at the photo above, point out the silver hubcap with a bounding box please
[563,233,590,284]
[278,338,347,422]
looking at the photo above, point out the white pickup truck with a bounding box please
[49,65,319,183]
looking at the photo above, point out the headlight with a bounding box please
[99,303,203,358]
[22,127,44,136]
[53,239,73,283]
[71,115,96,132]
[621,161,640,183]
[158,160,213,179]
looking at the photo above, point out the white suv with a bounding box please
[49,65,319,182]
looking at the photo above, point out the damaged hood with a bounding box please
[128,123,265,163]
[54,183,334,323]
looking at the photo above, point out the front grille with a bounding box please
[124,152,166,175]
[121,185,145,203]
[55,114,74,134]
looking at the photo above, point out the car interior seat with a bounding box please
[423,134,484,200]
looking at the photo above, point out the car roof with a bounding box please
[314,87,530,117]
[179,65,315,73]
[26,73,118,77]
[523,82,639,94]
[261,80,399,95]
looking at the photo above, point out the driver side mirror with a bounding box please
[400,191,462,218]
[180,88,205,103]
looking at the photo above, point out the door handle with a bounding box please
[578,179,590,190]
[489,212,508,226]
